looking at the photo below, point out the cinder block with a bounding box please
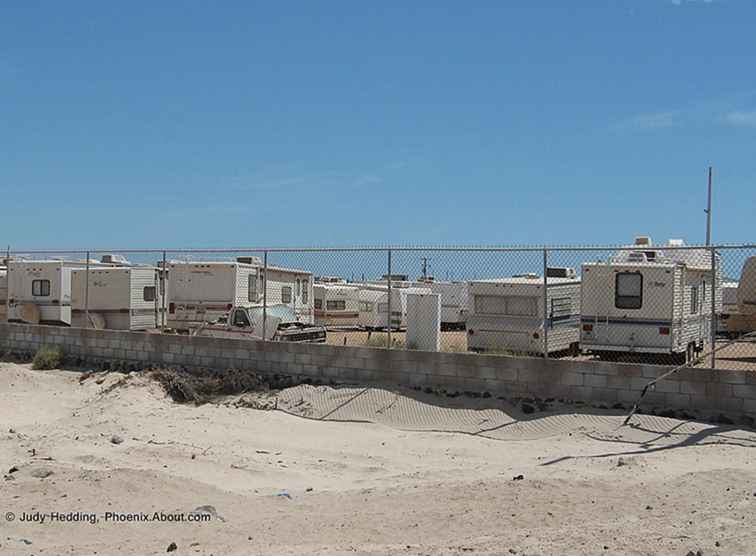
[650,380,679,394]
[705,383,733,398]
[679,381,707,396]
[494,367,517,382]
[584,374,607,388]
[589,388,618,403]
[743,398,756,413]
[561,372,584,386]
[640,366,666,379]
[733,385,756,400]
[606,375,633,390]
[616,365,643,378]
[664,393,692,408]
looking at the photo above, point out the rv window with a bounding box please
[474,295,536,316]
[550,297,572,322]
[248,276,258,302]
[302,280,308,304]
[615,272,642,309]
[314,298,323,310]
[32,279,51,297]
[326,300,346,311]
[359,301,374,312]
[281,286,292,304]
[691,285,699,314]
[296,279,301,296]
[378,302,389,313]
[143,286,156,302]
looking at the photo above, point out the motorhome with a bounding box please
[313,283,361,327]
[167,259,313,330]
[580,238,721,363]
[70,266,166,330]
[466,271,581,355]
[718,256,756,337]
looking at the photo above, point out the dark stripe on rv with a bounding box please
[581,317,673,326]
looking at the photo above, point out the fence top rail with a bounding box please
[4,243,756,256]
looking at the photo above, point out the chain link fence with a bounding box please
[2,243,755,371]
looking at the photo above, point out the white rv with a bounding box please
[313,283,361,327]
[6,261,81,325]
[718,256,756,337]
[414,279,468,330]
[466,272,581,355]
[580,238,721,363]
[70,266,166,330]
[354,284,432,330]
[167,259,313,330]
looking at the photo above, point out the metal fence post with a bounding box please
[262,250,268,342]
[387,249,392,349]
[542,248,549,359]
[85,251,90,327]
[161,250,167,331]
[710,246,717,369]
[5,245,10,319]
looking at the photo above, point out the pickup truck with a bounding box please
[191,305,327,343]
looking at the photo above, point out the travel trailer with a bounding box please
[354,284,432,330]
[70,266,166,330]
[364,277,468,329]
[167,259,313,330]
[6,261,83,325]
[718,256,756,337]
[415,279,468,330]
[580,238,721,363]
[313,283,361,327]
[466,270,581,355]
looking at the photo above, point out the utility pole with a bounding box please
[705,166,713,245]
[420,257,430,281]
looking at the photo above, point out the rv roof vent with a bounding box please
[100,254,130,265]
[513,273,540,279]
[634,236,652,246]
[546,267,576,279]
[236,256,263,265]
[627,252,648,262]
[667,239,685,247]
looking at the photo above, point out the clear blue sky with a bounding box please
[1,1,754,249]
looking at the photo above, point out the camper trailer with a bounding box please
[414,279,468,330]
[364,277,468,329]
[167,259,313,330]
[313,283,361,327]
[0,266,7,322]
[70,266,166,330]
[718,256,756,337]
[6,261,82,325]
[354,284,432,330]
[466,271,581,355]
[580,238,721,363]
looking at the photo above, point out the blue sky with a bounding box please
[1,0,755,249]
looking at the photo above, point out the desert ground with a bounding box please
[1,361,755,555]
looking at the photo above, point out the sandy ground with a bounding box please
[1,362,755,556]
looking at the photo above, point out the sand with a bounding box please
[1,361,755,555]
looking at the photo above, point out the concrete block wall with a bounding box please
[1,322,754,424]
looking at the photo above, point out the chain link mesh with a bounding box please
[2,244,755,372]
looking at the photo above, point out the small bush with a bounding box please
[32,345,65,370]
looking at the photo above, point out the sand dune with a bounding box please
[1,361,755,555]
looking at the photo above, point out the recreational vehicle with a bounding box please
[466,271,581,355]
[70,266,166,330]
[718,256,756,337]
[580,238,721,363]
[354,284,432,330]
[6,261,83,325]
[167,259,313,330]
[313,283,361,327]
